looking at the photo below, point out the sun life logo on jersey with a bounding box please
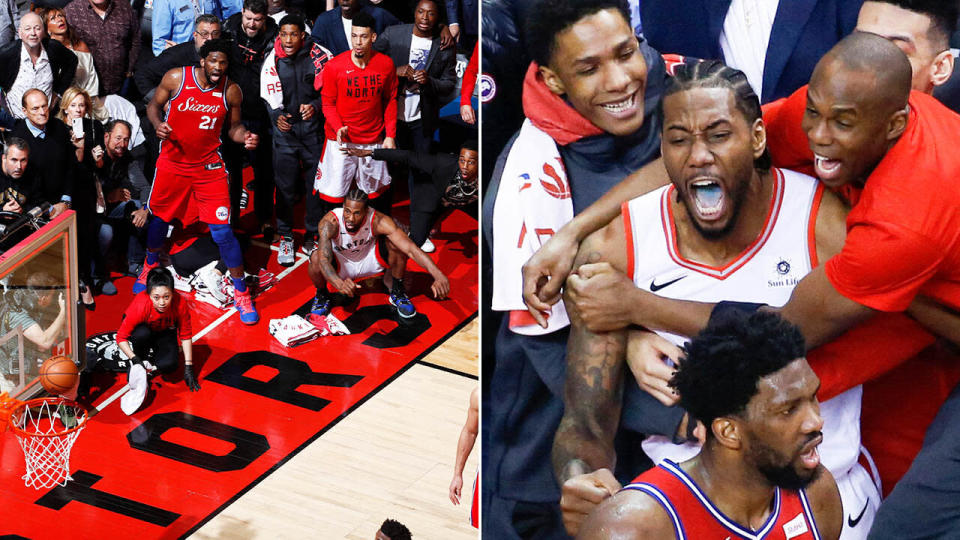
[768,258,798,287]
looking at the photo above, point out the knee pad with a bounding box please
[208,223,243,268]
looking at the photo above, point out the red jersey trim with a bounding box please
[807,183,824,268]
[622,200,636,281]
[661,168,785,280]
[508,310,542,329]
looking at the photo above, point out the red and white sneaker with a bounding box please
[234,288,259,325]
[132,259,160,294]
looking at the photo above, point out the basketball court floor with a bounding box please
[0,187,479,539]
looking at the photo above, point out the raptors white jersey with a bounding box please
[625,169,864,487]
[331,207,385,279]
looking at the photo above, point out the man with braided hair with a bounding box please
[579,310,842,539]
[553,60,880,538]
[307,187,449,320]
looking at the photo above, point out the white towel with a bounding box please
[491,119,573,336]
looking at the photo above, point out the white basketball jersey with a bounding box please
[329,207,387,280]
[625,168,863,482]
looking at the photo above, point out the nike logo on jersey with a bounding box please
[650,275,686,292]
[848,501,869,528]
[345,69,355,74]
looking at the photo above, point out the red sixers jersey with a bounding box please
[624,460,822,540]
[162,67,229,166]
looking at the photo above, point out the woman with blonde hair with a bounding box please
[43,7,100,98]
[58,86,113,304]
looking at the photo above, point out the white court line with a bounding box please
[93,250,311,414]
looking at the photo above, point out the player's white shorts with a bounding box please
[336,242,387,281]
[314,139,391,203]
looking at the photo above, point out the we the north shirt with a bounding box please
[321,50,398,143]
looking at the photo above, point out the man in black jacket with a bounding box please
[133,14,223,98]
[350,138,478,248]
[262,14,332,265]
[373,0,457,222]
[223,0,278,231]
[0,137,35,214]
[0,13,78,119]
[11,90,78,219]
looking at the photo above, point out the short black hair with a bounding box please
[105,118,132,135]
[379,519,412,540]
[196,13,221,27]
[871,0,959,46]
[145,267,175,295]
[278,13,305,32]
[4,136,29,155]
[199,38,232,60]
[459,138,478,153]
[352,11,376,31]
[663,60,771,171]
[345,186,369,205]
[243,0,268,15]
[671,310,806,434]
[526,0,630,67]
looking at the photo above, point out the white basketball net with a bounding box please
[10,398,87,489]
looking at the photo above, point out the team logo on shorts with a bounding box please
[216,206,230,221]
[480,74,496,103]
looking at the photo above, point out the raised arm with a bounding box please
[374,211,449,299]
[552,218,631,536]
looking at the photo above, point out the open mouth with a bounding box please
[689,179,725,219]
[798,436,822,469]
[814,153,842,181]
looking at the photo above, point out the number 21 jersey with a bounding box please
[161,66,229,166]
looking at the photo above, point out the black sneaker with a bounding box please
[310,292,331,316]
[388,282,416,318]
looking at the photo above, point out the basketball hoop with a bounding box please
[1,394,87,489]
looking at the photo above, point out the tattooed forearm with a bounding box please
[318,219,339,282]
[552,288,627,484]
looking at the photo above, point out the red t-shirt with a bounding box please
[321,51,398,143]
[764,88,960,312]
[117,292,193,343]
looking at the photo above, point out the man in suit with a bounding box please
[374,0,456,246]
[641,0,863,103]
[311,0,400,55]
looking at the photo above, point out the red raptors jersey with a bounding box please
[162,67,229,166]
[625,460,822,540]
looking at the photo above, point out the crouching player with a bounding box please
[308,188,450,318]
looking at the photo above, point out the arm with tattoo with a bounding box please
[317,215,341,284]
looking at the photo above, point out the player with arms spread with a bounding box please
[580,311,842,540]
[307,187,449,319]
[140,38,262,324]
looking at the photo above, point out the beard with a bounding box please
[747,434,822,491]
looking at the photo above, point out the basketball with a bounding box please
[39,356,79,395]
